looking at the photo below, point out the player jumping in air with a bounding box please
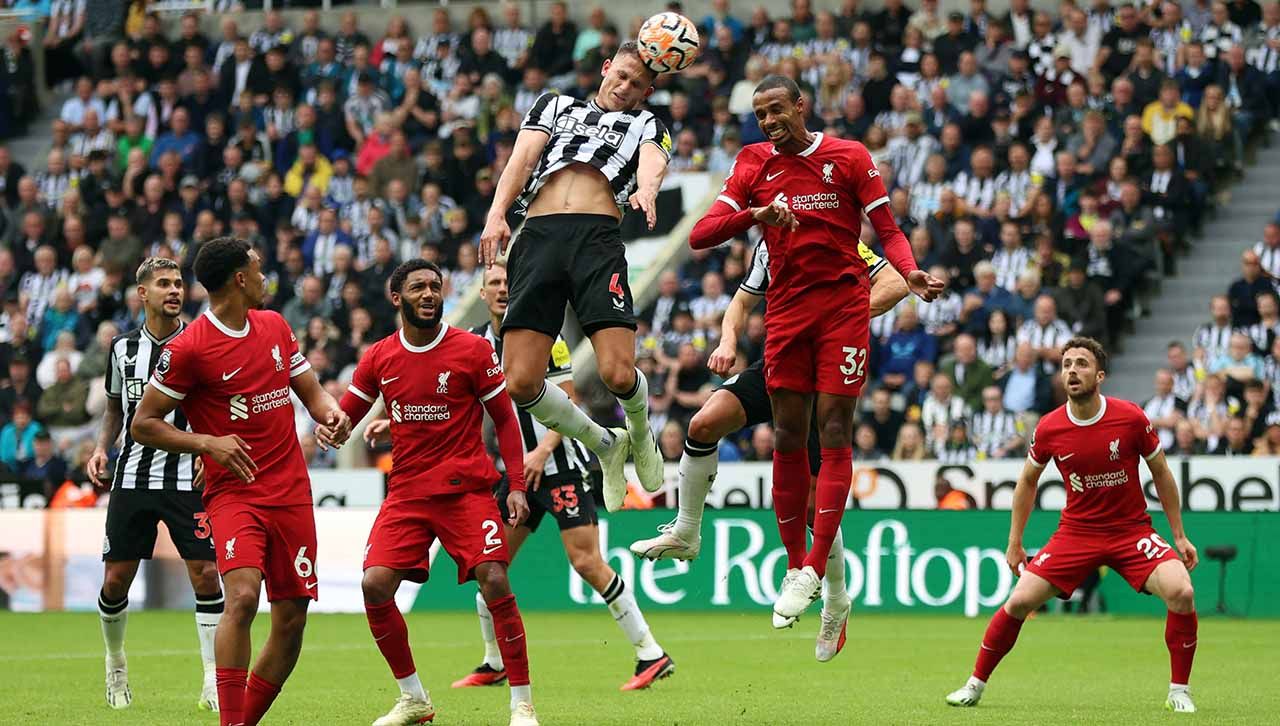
[342,259,540,726]
[87,258,222,711]
[132,238,353,726]
[944,337,1200,714]
[631,239,907,661]
[441,259,673,690]
[688,74,943,626]
[479,40,672,513]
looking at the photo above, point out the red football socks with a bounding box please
[973,607,1025,682]
[215,667,247,726]
[771,448,811,570]
[241,672,280,726]
[487,594,530,687]
[1165,610,1198,685]
[803,447,852,577]
[365,598,417,679]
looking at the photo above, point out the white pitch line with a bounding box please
[0,630,811,663]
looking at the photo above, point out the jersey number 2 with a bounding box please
[1136,533,1171,560]
[839,347,867,379]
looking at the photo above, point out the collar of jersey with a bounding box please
[143,320,185,345]
[399,323,449,353]
[1067,395,1107,427]
[771,132,824,157]
[204,309,249,338]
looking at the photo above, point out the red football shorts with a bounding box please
[364,490,509,584]
[764,289,871,397]
[1023,525,1183,597]
[210,502,318,602]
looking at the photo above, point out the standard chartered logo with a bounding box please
[1069,472,1084,492]
[573,519,1013,617]
[391,400,402,423]
[229,394,248,421]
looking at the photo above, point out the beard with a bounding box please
[400,297,441,330]
[1066,377,1098,401]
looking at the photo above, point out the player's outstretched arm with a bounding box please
[708,287,762,376]
[690,199,795,249]
[869,264,909,318]
[1146,450,1199,571]
[1006,457,1045,576]
[87,396,124,488]
[629,142,669,231]
[480,128,551,267]
[292,368,352,450]
[131,386,259,483]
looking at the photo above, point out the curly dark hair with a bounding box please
[388,258,443,294]
[193,237,250,292]
[1061,336,1109,372]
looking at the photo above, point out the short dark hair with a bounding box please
[615,41,658,82]
[194,237,251,292]
[1061,336,1109,372]
[754,74,801,102]
[388,259,443,295]
[136,257,180,284]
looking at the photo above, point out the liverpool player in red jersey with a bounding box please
[945,337,1200,714]
[689,75,943,626]
[339,259,539,726]
[131,237,353,726]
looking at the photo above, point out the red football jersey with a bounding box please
[1027,396,1162,533]
[150,309,312,509]
[715,133,889,315]
[347,324,506,499]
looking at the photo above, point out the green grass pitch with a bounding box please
[1,611,1276,725]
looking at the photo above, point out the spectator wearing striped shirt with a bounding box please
[971,385,1024,457]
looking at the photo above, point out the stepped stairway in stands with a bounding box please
[1108,142,1280,401]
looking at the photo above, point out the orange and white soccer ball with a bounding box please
[637,12,701,74]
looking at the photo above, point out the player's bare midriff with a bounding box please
[526,162,621,221]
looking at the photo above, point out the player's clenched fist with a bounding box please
[315,409,353,451]
[479,213,512,268]
[1005,542,1027,577]
[907,269,946,302]
[751,199,797,230]
[86,447,110,489]
[1175,535,1198,571]
[203,434,258,483]
[707,340,737,377]
[506,490,530,527]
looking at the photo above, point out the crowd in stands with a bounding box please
[0,0,1275,489]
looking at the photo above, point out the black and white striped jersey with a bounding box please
[105,323,197,490]
[472,322,589,479]
[516,92,671,216]
[740,238,887,296]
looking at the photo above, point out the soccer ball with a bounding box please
[637,12,700,74]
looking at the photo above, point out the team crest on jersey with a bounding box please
[102,535,111,555]
[437,371,451,394]
[822,162,834,184]
[271,345,284,371]
[125,378,145,401]
[1109,438,1120,461]
[225,537,237,560]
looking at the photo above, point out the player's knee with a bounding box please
[1167,581,1196,613]
[101,568,133,600]
[566,543,605,581]
[475,563,512,602]
[193,562,221,594]
[817,417,853,448]
[1004,593,1038,619]
[275,606,308,639]
[222,585,259,625]
[774,426,806,453]
[598,358,637,396]
[361,570,398,605]
[687,410,725,444]
[504,367,542,405]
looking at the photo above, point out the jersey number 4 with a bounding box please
[608,273,625,298]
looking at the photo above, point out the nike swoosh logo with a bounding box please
[482,544,502,555]
[766,171,784,181]
[222,367,243,381]
[305,581,317,590]
[380,376,400,385]
[1182,641,1197,649]
[374,633,390,642]
[818,508,840,514]
[1058,453,1075,460]
[779,516,798,524]
[843,378,859,385]
[504,633,525,643]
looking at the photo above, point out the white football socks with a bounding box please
[615,369,651,444]
[822,527,849,608]
[194,591,223,674]
[510,684,532,709]
[397,672,428,701]
[475,592,504,670]
[673,439,718,541]
[98,590,128,670]
[602,574,663,661]
[521,381,615,453]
